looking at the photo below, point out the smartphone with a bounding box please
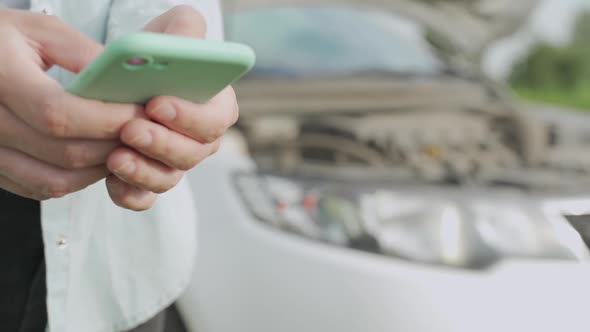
[68,32,256,104]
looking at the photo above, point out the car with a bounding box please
[174,2,590,332]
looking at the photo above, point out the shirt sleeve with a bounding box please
[106,0,224,42]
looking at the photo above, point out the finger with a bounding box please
[0,27,144,140]
[1,79,146,139]
[143,5,207,38]
[0,105,119,169]
[0,175,47,201]
[106,175,158,211]
[0,147,109,198]
[12,10,103,72]
[107,147,184,194]
[120,118,220,171]
[145,87,239,144]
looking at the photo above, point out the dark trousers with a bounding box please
[0,192,170,332]
[0,191,46,332]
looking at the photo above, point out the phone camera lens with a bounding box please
[126,57,149,66]
[123,56,153,71]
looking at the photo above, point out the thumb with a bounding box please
[143,5,207,39]
[19,13,103,73]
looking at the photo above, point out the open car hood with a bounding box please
[223,0,540,62]
[234,77,502,117]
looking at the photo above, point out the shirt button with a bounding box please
[57,236,69,249]
[40,6,53,15]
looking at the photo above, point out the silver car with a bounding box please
[171,2,590,332]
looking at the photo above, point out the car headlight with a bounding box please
[235,173,588,269]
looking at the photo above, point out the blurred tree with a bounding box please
[510,11,590,110]
[511,44,586,90]
[573,11,590,44]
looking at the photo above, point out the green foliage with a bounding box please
[573,12,590,44]
[509,11,590,111]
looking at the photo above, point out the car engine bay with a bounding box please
[233,105,590,265]
[239,101,590,193]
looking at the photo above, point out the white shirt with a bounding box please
[1,1,223,331]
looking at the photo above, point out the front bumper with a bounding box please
[181,151,590,332]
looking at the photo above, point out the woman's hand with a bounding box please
[0,9,142,200]
[0,7,237,210]
[105,6,240,210]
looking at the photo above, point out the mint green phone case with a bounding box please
[68,32,256,104]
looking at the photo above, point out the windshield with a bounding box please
[226,8,447,78]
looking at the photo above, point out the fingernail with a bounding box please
[130,133,152,147]
[113,161,136,176]
[151,106,176,122]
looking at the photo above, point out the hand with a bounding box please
[0,9,143,200]
[105,5,239,210]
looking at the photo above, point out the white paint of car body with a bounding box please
[178,145,590,332]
